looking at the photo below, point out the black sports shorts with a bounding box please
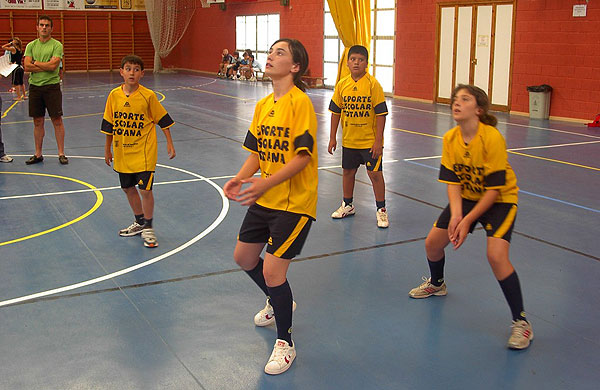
[342,147,382,171]
[434,199,518,242]
[118,171,155,190]
[238,204,313,259]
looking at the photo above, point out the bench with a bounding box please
[301,76,326,88]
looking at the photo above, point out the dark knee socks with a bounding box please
[244,257,269,297]
[428,256,445,286]
[267,280,293,345]
[498,271,527,322]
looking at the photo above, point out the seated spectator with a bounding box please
[227,51,241,79]
[239,49,254,80]
[217,49,233,78]
[249,58,263,81]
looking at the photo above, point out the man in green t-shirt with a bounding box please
[23,15,68,165]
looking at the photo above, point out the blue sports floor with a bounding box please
[0,72,598,389]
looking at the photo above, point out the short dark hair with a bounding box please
[38,15,53,28]
[120,54,144,70]
[348,45,368,60]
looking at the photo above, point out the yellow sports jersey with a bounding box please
[101,84,174,173]
[243,86,318,219]
[439,122,519,204]
[329,73,388,149]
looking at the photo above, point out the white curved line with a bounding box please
[0,157,229,307]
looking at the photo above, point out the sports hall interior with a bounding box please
[0,1,598,389]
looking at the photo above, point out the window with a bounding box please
[236,14,280,67]
[323,0,396,94]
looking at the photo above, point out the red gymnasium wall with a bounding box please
[395,0,600,120]
[163,0,324,78]
[3,1,599,121]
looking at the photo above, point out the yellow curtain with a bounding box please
[327,0,371,84]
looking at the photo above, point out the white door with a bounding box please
[436,2,514,110]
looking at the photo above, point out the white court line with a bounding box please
[507,140,600,151]
[391,103,600,139]
[0,156,229,307]
[402,140,600,162]
[0,160,348,201]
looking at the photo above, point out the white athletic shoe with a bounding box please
[264,339,296,375]
[254,299,297,327]
[119,221,144,237]
[408,277,447,298]
[376,207,389,228]
[0,155,14,163]
[507,319,533,349]
[141,227,158,248]
[331,202,355,219]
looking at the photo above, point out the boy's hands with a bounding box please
[167,143,176,159]
[370,138,383,159]
[104,149,112,166]
[327,138,337,154]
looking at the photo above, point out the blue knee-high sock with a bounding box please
[498,271,527,322]
[267,280,293,345]
[244,258,269,298]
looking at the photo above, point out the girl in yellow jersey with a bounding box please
[223,39,317,375]
[408,85,533,350]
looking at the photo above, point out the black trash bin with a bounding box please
[527,84,552,119]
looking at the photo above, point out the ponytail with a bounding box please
[451,84,497,126]
[480,113,497,127]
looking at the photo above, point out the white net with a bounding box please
[145,0,199,72]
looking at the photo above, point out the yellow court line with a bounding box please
[0,172,104,247]
[507,151,600,172]
[2,90,166,123]
[1,99,22,118]
[391,126,598,171]
[392,127,443,139]
[182,86,252,102]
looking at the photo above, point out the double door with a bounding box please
[436,1,515,110]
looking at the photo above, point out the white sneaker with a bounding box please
[249,76,257,82]
[119,221,144,237]
[331,201,355,219]
[264,339,296,375]
[376,207,389,228]
[507,319,533,349]
[254,299,297,327]
[0,155,14,163]
[141,227,158,248]
[408,277,447,298]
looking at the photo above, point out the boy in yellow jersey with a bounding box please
[328,45,389,228]
[101,55,175,248]
[408,84,533,350]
